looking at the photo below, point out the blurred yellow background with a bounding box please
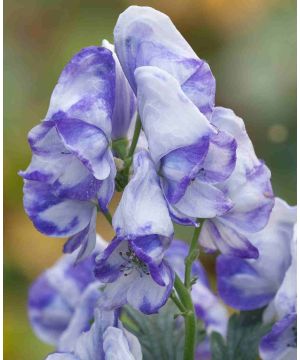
[4,0,296,359]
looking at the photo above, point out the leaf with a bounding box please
[210,308,273,360]
[122,301,186,360]
[211,331,228,360]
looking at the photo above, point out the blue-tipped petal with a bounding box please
[114,6,215,117]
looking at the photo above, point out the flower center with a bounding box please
[119,247,150,278]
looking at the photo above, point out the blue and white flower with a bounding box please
[217,198,295,309]
[259,223,297,360]
[28,235,106,352]
[20,44,136,260]
[135,66,237,222]
[199,107,274,258]
[94,150,174,314]
[45,308,142,360]
[216,198,296,359]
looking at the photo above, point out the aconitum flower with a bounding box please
[114,5,216,118]
[259,224,297,360]
[199,107,274,258]
[165,240,228,337]
[45,308,142,360]
[20,45,136,260]
[28,236,106,352]
[94,150,174,314]
[216,198,296,310]
[135,66,236,222]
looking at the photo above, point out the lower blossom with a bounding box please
[28,235,106,351]
[45,308,142,360]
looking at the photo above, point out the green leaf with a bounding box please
[210,308,273,360]
[122,301,187,360]
[211,331,228,360]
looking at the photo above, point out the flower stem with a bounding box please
[127,117,142,159]
[174,273,196,360]
[102,210,112,226]
[184,219,204,288]
[170,291,186,313]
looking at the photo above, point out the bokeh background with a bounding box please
[4,0,296,359]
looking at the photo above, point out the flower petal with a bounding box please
[46,46,115,138]
[103,327,142,360]
[23,180,95,237]
[58,283,101,352]
[201,219,259,259]
[55,115,112,181]
[102,40,137,140]
[197,130,237,184]
[126,260,174,314]
[113,150,173,239]
[259,312,297,360]
[28,250,97,345]
[216,197,296,310]
[160,139,209,204]
[134,66,213,164]
[114,6,215,117]
[173,179,233,219]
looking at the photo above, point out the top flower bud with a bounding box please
[114,5,216,118]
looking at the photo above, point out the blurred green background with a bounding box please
[4,0,296,359]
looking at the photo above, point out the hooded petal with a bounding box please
[134,66,213,164]
[259,312,297,360]
[114,5,215,117]
[102,40,137,140]
[45,46,115,138]
[113,150,173,239]
[23,180,95,237]
[217,198,296,310]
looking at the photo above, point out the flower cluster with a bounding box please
[20,5,295,360]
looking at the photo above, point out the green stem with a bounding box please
[170,291,186,313]
[127,117,142,158]
[102,210,112,226]
[174,274,196,360]
[184,219,204,288]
